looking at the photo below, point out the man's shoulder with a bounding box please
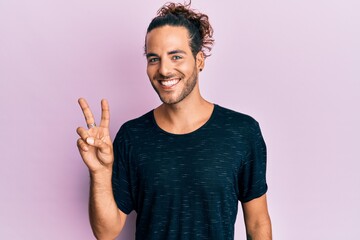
[214,104,259,127]
[212,104,263,141]
[122,110,154,129]
[115,109,154,139]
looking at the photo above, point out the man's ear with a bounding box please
[196,51,205,72]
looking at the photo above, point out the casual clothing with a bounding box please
[112,104,268,240]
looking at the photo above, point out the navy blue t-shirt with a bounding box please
[112,104,268,240]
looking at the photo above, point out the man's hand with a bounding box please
[76,98,113,174]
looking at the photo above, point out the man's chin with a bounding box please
[159,95,182,105]
[160,98,178,105]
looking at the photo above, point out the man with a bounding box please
[76,2,272,240]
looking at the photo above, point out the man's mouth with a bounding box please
[159,78,181,87]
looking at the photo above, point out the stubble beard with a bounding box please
[152,66,198,105]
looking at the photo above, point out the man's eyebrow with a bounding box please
[146,53,159,58]
[168,50,187,55]
[146,50,187,58]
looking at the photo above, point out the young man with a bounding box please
[76,2,272,240]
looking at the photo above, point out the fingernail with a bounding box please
[86,137,94,145]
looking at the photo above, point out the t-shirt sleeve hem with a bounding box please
[116,202,133,215]
[239,186,268,203]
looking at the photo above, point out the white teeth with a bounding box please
[160,79,180,87]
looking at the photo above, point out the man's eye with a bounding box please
[149,58,159,63]
[172,55,182,60]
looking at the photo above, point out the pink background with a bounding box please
[1,0,359,239]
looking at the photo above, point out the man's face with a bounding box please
[145,25,203,105]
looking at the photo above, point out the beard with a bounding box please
[151,66,198,105]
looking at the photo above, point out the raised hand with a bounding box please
[76,98,114,175]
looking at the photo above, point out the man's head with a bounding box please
[145,1,214,59]
[144,2,214,105]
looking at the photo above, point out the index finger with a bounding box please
[99,99,110,128]
[78,98,96,127]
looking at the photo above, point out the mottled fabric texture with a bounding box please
[112,104,268,240]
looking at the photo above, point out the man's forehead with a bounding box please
[145,25,191,53]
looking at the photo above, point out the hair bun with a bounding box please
[153,1,214,58]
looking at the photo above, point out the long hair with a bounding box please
[145,1,214,58]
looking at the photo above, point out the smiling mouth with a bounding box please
[159,78,181,87]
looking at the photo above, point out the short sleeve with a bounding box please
[238,121,268,202]
[112,125,134,214]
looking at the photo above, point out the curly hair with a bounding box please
[145,1,214,58]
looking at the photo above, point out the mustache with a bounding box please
[155,73,183,80]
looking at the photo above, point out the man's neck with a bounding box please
[154,95,214,135]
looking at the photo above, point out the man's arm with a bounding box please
[241,194,272,240]
[89,172,127,240]
[76,98,127,239]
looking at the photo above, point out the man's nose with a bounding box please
[158,59,171,77]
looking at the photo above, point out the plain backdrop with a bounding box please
[1,0,359,239]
